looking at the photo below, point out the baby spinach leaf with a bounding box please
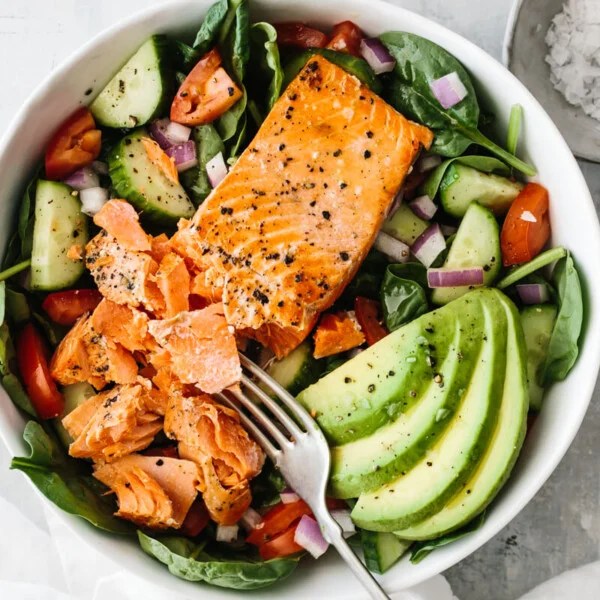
[217,89,247,142]
[496,247,567,290]
[193,0,229,53]
[381,263,429,331]
[138,531,298,589]
[506,103,523,156]
[282,48,382,94]
[421,155,511,200]
[380,32,535,175]
[341,250,389,304]
[409,510,487,564]
[251,459,287,507]
[542,253,583,383]
[172,39,201,73]
[5,287,31,324]
[11,421,134,534]
[249,23,283,115]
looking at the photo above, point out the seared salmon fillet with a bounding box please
[147,303,241,394]
[172,55,433,357]
[93,199,151,252]
[62,383,163,462]
[94,454,202,529]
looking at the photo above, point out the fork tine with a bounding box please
[240,375,305,438]
[215,393,281,463]
[240,355,317,432]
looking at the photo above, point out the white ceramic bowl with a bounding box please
[1,1,599,597]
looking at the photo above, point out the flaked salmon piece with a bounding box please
[50,314,138,389]
[190,271,223,303]
[313,311,365,359]
[154,253,190,318]
[93,199,151,252]
[85,230,165,315]
[62,383,163,462]
[67,244,84,261]
[150,233,172,263]
[147,303,241,394]
[94,454,202,529]
[91,299,155,354]
[172,56,433,358]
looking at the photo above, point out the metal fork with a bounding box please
[215,354,390,600]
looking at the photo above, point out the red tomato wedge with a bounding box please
[45,108,101,180]
[354,297,388,346]
[274,23,329,49]
[246,499,312,545]
[501,183,551,267]
[327,21,363,56]
[42,289,103,326]
[16,323,64,419]
[180,499,211,537]
[258,524,304,560]
[170,48,243,126]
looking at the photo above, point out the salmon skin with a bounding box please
[173,55,433,357]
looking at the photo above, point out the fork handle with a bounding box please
[318,513,390,600]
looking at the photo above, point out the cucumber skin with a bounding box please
[361,530,410,574]
[91,35,173,129]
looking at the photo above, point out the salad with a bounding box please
[0,0,584,591]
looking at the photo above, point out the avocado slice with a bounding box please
[351,289,508,531]
[394,292,528,539]
[330,306,483,499]
[296,295,463,446]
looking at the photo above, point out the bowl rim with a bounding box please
[1,0,599,595]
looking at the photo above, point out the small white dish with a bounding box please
[0,0,599,597]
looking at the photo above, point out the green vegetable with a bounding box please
[408,510,486,564]
[249,22,283,115]
[5,287,31,324]
[496,247,568,289]
[172,39,201,73]
[0,260,31,283]
[381,263,429,331]
[193,0,229,53]
[11,422,134,534]
[0,281,4,326]
[506,104,523,156]
[421,155,511,200]
[250,459,287,507]
[542,254,583,383]
[138,532,298,589]
[380,32,535,176]
[282,48,382,94]
[341,250,388,303]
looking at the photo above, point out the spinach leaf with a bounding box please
[251,460,286,507]
[172,39,201,73]
[341,250,388,303]
[181,124,225,205]
[409,510,486,564]
[506,103,523,156]
[5,287,31,325]
[320,354,350,376]
[542,253,583,383]
[193,0,229,53]
[496,247,567,289]
[282,48,382,94]
[381,263,429,331]
[380,32,536,176]
[249,23,283,115]
[138,531,298,590]
[217,87,247,143]
[421,155,511,200]
[11,421,134,534]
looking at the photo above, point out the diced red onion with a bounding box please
[240,508,263,531]
[427,267,484,288]
[375,231,410,263]
[280,487,301,504]
[418,154,442,173]
[359,38,396,74]
[149,118,192,149]
[409,195,438,221]
[216,524,239,543]
[430,72,469,109]
[516,283,550,304]
[294,515,329,558]
[165,141,197,173]
[440,223,458,237]
[206,152,228,188]
[63,166,99,190]
[91,160,109,175]
[411,224,446,268]
[331,509,356,537]
[80,187,108,216]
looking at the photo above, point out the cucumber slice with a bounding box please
[108,131,195,224]
[53,382,97,448]
[361,530,411,574]
[31,180,89,291]
[431,203,501,305]
[520,304,557,411]
[265,342,323,396]
[91,36,172,129]
[439,164,523,218]
[382,203,429,246]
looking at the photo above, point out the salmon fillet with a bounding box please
[150,233,172,263]
[172,56,433,357]
[154,253,191,318]
[62,383,163,462]
[94,454,202,529]
[147,303,241,394]
[93,199,151,252]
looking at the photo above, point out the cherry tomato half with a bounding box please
[246,499,312,545]
[354,297,388,346]
[327,21,364,56]
[42,289,103,326]
[258,523,304,560]
[274,23,329,49]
